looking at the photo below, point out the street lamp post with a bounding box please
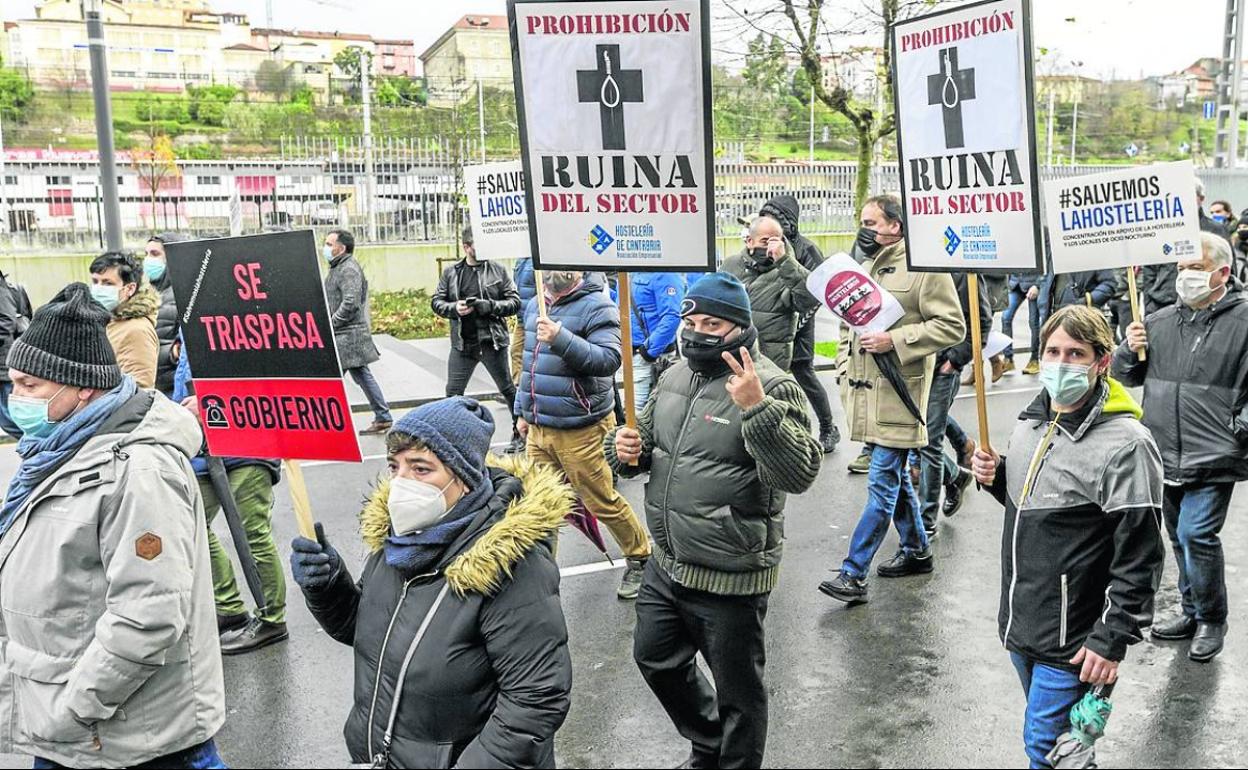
[83,0,123,251]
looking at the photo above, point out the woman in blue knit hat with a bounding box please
[289,396,575,768]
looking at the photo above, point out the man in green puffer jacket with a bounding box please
[606,272,822,769]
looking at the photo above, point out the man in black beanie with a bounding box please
[607,272,822,769]
[0,282,227,768]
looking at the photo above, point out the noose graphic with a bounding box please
[941,50,959,109]
[600,49,621,108]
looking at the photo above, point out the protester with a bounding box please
[1209,199,1234,229]
[0,270,28,439]
[1231,212,1248,285]
[289,398,573,768]
[1141,178,1230,314]
[88,251,160,389]
[919,272,990,536]
[173,345,288,654]
[1002,272,1044,376]
[972,305,1164,768]
[432,224,523,450]
[144,233,182,397]
[759,194,840,453]
[1038,268,1116,318]
[324,229,393,435]
[1113,232,1248,662]
[515,269,653,599]
[722,215,822,372]
[0,283,226,768]
[607,272,821,769]
[627,270,685,412]
[821,194,964,604]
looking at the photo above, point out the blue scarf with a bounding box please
[384,473,495,575]
[0,377,139,537]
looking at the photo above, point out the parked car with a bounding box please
[308,200,340,225]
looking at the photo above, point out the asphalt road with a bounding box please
[2,370,1246,768]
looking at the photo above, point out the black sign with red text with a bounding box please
[166,230,363,463]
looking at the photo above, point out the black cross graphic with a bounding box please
[576,44,643,151]
[926,46,976,149]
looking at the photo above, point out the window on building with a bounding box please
[378,174,398,185]
[49,189,73,217]
[3,176,15,186]
[45,175,71,186]
[196,175,221,185]
[333,174,355,185]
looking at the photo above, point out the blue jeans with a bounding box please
[919,370,961,530]
[1163,481,1234,624]
[0,381,20,440]
[347,365,392,423]
[36,738,227,769]
[1010,653,1089,769]
[841,445,929,578]
[1002,288,1041,361]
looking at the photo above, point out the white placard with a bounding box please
[807,253,906,334]
[509,0,716,272]
[1044,161,1201,273]
[983,330,1013,360]
[464,161,531,261]
[892,0,1043,274]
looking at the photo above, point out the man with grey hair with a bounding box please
[1113,231,1248,662]
[1140,178,1232,314]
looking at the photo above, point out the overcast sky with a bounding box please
[1,0,1227,80]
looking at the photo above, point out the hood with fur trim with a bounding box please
[359,453,574,596]
[113,284,161,323]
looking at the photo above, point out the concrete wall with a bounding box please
[6,233,858,307]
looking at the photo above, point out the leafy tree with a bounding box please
[0,68,34,122]
[255,60,294,102]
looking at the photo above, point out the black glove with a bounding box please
[290,522,342,592]
[639,348,657,363]
[472,298,494,316]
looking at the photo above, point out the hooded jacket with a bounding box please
[514,273,621,430]
[986,379,1165,668]
[0,392,225,768]
[303,455,574,769]
[1112,286,1248,484]
[760,195,826,364]
[107,285,161,389]
[722,241,821,371]
[432,259,522,352]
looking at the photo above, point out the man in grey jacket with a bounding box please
[0,283,225,768]
[325,229,392,435]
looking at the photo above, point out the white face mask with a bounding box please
[1176,269,1218,307]
[387,476,459,536]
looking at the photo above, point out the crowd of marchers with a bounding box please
[0,180,1244,769]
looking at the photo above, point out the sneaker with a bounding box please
[1022,358,1041,376]
[617,557,646,600]
[217,612,249,635]
[220,618,289,655]
[818,572,869,604]
[848,452,872,474]
[819,426,840,455]
[1001,358,1017,375]
[990,355,1006,383]
[942,469,973,517]
[359,419,393,436]
[877,548,934,578]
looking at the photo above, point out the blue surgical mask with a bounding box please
[323,245,336,262]
[8,386,70,439]
[143,257,166,282]
[90,284,120,312]
[1039,362,1093,407]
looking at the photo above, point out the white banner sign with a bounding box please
[807,253,906,334]
[892,0,1043,274]
[1044,161,1201,273]
[509,0,716,272]
[464,161,531,260]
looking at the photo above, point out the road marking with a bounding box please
[560,560,623,578]
[956,386,1036,399]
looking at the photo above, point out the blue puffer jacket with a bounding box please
[629,272,685,359]
[515,274,621,430]
[514,258,537,307]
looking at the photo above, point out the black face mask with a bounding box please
[747,246,772,263]
[680,326,759,377]
[856,226,884,257]
[1238,234,1248,253]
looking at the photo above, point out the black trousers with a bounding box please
[790,357,834,433]
[446,341,517,424]
[634,560,770,769]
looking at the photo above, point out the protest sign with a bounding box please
[166,230,363,466]
[892,0,1043,275]
[807,253,905,335]
[508,0,716,272]
[464,161,531,260]
[1044,161,1201,273]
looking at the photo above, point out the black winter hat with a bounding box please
[681,272,753,329]
[6,282,122,389]
[760,194,800,240]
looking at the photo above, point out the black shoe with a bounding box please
[359,420,393,436]
[1189,622,1227,662]
[505,434,526,455]
[942,469,973,517]
[217,612,249,635]
[818,573,869,604]
[1151,613,1197,641]
[220,618,289,655]
[819,426,840,455]
[877,548,934,578]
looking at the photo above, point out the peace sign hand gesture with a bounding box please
[723,347,766,411]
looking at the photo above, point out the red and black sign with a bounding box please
[166,231,362,463]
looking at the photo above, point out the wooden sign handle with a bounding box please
[1126,268,1147,362]
[534,269,548,319]
[617,273,639,437]
[967,273,992,453]
[282,459,317,540]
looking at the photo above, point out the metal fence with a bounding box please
[0,141,1240,253]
